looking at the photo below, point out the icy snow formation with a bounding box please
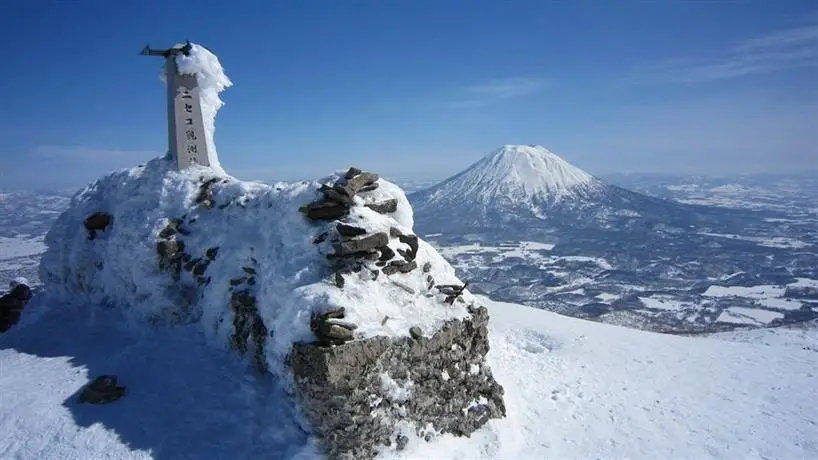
[421,145,600,206]
[173,43,232,173]
[38,156,472,378]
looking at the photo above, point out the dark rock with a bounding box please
[311,308,357,346]
[396,434,409,451]
[336,223,367,238]
[378,245,396,261]
[84,212,112,231]
[192,262,208,276]
[390,227,403,238]
[422,262,432,273]
[291,306,505,459]
[366,199,398,214]
[247,277,256,286]
[337,172,379,196]
[301,201,349,221]
[242,266,256,275]
[229,277,246,286]
[321,324,354,342]
[398,234,419,260]
[313,232,329,244]
[344,167,363,179]
[205,247,219,260]
[334,272,345,289]
[409,326,423,340]
[0,283,32,333]
[196,178,219,208]
[78,375,126,404]
[383,260,417,276]
[333,232,389,256]
[159,225,177,238]
[230,290,267,371]
[358,183,379,193]
[320,185,355,207]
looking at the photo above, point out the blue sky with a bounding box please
[1,1,816,189]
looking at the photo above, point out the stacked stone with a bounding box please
[291,305,506,460]
[299,167,398,221]
[292,168,506,459]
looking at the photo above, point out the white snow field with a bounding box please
[1,296,816,459]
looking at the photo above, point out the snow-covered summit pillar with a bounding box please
[140,42,231,173]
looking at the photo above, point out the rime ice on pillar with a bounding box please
[141,42,213,170]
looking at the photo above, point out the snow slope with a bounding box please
[2,296,815,459]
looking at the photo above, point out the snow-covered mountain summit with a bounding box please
[420,145,601,208]
[410,144,701,237]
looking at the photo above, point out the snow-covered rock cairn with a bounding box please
[37,42,505,459]
[294,167,505,458]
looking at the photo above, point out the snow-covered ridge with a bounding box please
[422,145,600,206]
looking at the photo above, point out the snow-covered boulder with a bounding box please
[39,157,505,458]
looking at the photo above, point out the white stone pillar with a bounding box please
[143,43,210,170]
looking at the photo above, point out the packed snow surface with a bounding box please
[0,292,818,460]
[421,145,599,206]
[2,297,816,459]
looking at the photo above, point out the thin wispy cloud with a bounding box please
[638,22,818,84]
[34,145,163,162]
[451,77,545,107]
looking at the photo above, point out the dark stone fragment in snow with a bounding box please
[398,234,419,259]
[422,262,432,273]
[205,247,219,260]
[409,326,423,340]
[159,225,177,238]
[358,183,379,193]
[333,232,389,256]
[192,262,208,276]
[242,266,256,275]
[378,245,395,261]
[313,232,329,244]
[0,282,32,333]
[366,199,398,214]
[336,223,367,238]
[301,201,349,221]
[195,177,220,208]
[382,260,417,276]
[337,172,379,196]
[389,227,403,238]
[84,212,112,232]
[334,272,345,289]
[320,185,355,207]
[78,375,126,405]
